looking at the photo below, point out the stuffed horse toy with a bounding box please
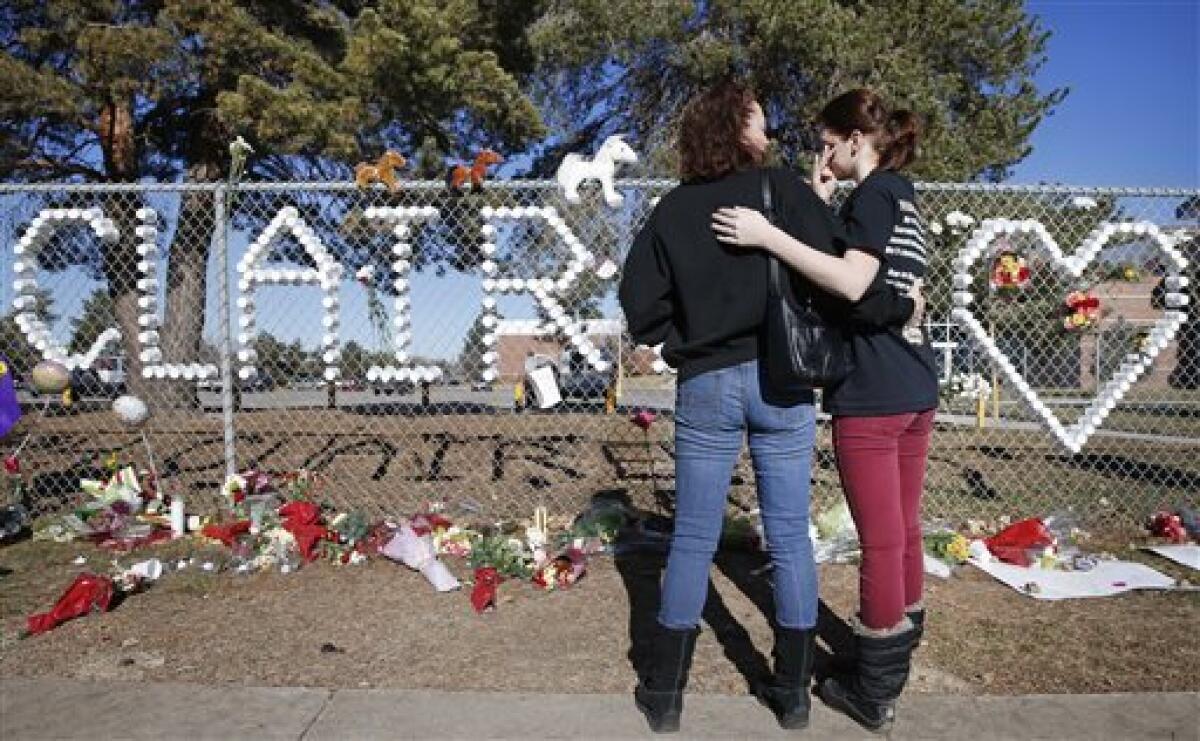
[447,149,504,192]
[354,150,407,192]
[556,135,639,208]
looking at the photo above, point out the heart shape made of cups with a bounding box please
[951,219,1189,453]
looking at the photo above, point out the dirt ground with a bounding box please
[1,534,1196,696]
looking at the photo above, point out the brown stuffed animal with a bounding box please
[447,149,504,192]
[354,150,407,191]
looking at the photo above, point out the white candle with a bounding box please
[170,496,186,537]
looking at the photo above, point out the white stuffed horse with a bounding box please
[556,135,639,208]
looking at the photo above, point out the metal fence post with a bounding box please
[214,184,237,479]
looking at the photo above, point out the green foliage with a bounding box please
[456,312,489,380]
[2,1,545,181]
[0,289,55,376]
[68,289,115,355]
[529,0,1066,180]
[332,510,371,545]
[467,532,531,578]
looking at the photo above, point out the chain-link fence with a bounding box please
[2,180,1197,528]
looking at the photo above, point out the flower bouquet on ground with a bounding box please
[923,530,971,566]
[554,501,628,555]
[380,520,460,591]
[35,457,172,550]
[466,532,531,612]
[531,546,586,591]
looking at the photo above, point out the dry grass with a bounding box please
[2,536,1195,695]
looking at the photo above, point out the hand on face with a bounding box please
[811,150,837,203]
[712,207,777,249]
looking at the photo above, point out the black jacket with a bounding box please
[619,167,913,382]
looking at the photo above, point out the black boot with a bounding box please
[819,618,915,734]
[831,606,923,675]
[756,627,814,729]
[634,625,700,733]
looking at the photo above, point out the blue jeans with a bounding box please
[659,360,818,631]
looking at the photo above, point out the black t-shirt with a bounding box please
[822,169,939,416]
[619,167,837,385]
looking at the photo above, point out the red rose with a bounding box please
[4,455,20,474]
[631,410,656,431]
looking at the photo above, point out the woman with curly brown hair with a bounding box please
[619,79,915,734]
[713,88,935,734]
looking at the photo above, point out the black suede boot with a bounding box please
[756,627,814,729]
[634,625,700,733]
[819,617,915,734]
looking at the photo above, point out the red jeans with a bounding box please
[832,410,935,630]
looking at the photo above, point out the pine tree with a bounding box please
[2,0,544,404]
[527,0,1066,180]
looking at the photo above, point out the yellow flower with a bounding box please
[946,535,971,563]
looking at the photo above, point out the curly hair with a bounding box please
[678,78,763,182]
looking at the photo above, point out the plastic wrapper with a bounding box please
[201,520,251,547]
[381,523,460,592]
[532,547,586,591]
[984,517,1055,566]
[470,566,500,613]
[26,573,115,635]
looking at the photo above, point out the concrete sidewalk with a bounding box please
[1,678,1196,740]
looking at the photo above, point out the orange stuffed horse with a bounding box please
[447,149,504,192]
[354,150,407,192]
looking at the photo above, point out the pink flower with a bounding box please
[631,410,656,431]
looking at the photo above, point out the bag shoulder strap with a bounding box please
[761,171,785,299]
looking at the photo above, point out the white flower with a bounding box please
[355,265,375,283]
[1070,196,1097,210]
[223,473,247,498]
[266,527,296,549]
[928,220,944,236]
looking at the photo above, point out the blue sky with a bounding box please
[6,1,1199,364]
[1011,0,1198,187]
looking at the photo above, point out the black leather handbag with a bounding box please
[760,172,855,390]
